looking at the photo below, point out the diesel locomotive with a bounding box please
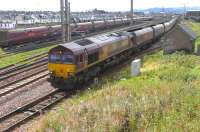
[48,17,177,87]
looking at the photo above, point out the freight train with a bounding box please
[48,17,177,88]
[0,17,152,48]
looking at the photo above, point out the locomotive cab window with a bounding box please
[49,51,74,64]
[62,53,74,64]
[49,51,61,63]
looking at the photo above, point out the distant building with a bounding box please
[0,22,16,29]
[92,9,107,14]
[134,12,145,16]
[16,15,24,21]
[186,10,200,17]
[186,10,200,21]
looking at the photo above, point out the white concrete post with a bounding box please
[94,77,99,85]
[131,59,141,76]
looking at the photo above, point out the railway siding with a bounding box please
[0,79,55,118]
[0,46,53,68]
[0,71,49,97]
[0,90,64,132]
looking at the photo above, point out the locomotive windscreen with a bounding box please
[62,53,74,64]
[49,51,74,64]
[49,51,61,63]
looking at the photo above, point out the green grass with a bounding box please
[26,51,200,132]
[0,48,5,55]
[186,21,200,36]
[0,45,55,68]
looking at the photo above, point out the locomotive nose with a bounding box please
[48,63,76,79]
[60,69,64,73]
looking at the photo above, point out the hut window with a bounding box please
[88,52,99,64]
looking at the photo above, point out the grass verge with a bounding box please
[24,51,200,132]
[0,45,55,68]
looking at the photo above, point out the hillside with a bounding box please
[137,7,200,14]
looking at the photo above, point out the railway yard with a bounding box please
[0,5,200,132]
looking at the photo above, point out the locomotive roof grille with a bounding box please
[75,39,94,46]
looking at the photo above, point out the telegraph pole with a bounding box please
[60,0,71,43]
[60,0,66,43]
[130,0,134,25]
[68,2,71,41]
[184,4,187,19]
[65,0,71,42]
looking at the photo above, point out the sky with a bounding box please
[0,0,199,11]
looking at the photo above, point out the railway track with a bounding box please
[0,61,46,80]
[0,65,49,96]
[0,52,49,98]
[0,52,48,74]
[0,89,65,132]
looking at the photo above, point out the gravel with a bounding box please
[0,64,47,88]
[0,77,56,117]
